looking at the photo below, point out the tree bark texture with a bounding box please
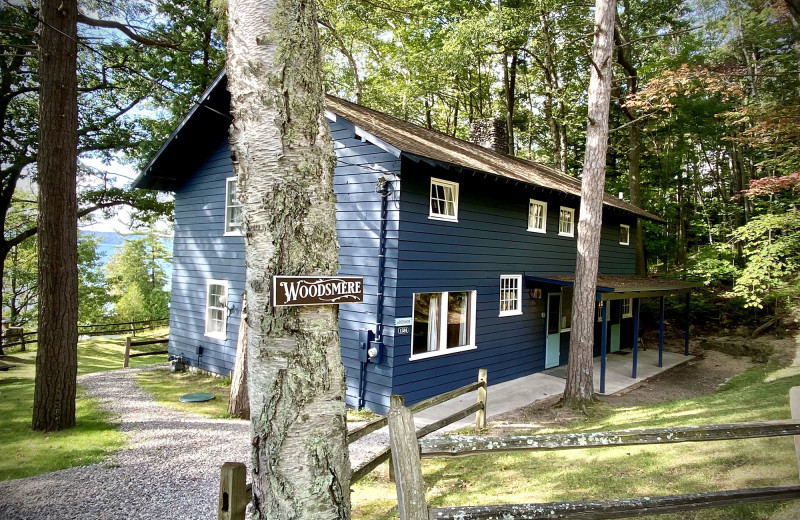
[228,293,249,419]
[563,0,617,408]
[32,0,79,431]
[226,0,351,518]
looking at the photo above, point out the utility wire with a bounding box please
[1,0,231,121]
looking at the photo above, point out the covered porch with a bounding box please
[524,274,697,394]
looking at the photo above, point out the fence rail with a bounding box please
[388,387,800,520]
[218,369,489,519]
[123,336,169,368]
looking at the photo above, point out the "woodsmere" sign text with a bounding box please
[271,276,364,307]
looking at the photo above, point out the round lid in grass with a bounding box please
[178,392,216,403]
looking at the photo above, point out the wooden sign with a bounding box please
[272,276,364,307]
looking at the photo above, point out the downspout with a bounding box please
[358,176,392,409]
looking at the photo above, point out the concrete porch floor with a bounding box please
[413,349,692,430]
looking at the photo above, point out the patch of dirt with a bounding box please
[488,329,798,433]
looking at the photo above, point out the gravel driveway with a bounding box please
[0,366,389,520]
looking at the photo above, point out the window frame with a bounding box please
[619,224,630,245]
[621,298,633,318]
[204,279,229,340]
[224,177,243,236]
[410,290,477,360]
[559,206,575,237]
[527,199,548,233]
[428,177,459,222]
[499,275,523,317]
[560,288,573,331]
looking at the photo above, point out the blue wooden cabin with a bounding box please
[134,73,689,414]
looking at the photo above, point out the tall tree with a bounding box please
[33,0,79,431]
[563,0,617,408]
[226,0,351,517]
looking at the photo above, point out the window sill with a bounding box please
[428,214,458,223]
[204,332,227,340]
[527,227,546,234]
[619,241,630,246]
[224,231,243,237]
[499,310,523,317]
[409,344,476,361]
[558,231,575,238]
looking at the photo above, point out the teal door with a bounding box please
[610,323,621,353]
[546,293,561,368]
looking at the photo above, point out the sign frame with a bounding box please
[271,275,364,307]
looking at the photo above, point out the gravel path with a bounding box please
[0,366,390,520]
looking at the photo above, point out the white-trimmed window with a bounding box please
[225,177,243,235]
[621,298,633,318]
[411,290,476,359]
[559,207,575,237]
[499,275,522,317]
[528,199,547,233]
[620,224,630,245]
[205,280,229,339]
[429,177,459,221]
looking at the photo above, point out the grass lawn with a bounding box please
[134,369,233,418]
[0,330,168,481]
[351,360,800,520]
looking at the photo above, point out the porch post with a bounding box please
[600,299,608,394]
[632,297,640,379]
[658,296,665,368]
[684,292,691,356]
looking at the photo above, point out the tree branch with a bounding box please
[77,14,180,49]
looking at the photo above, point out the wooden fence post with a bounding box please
[123,337,131,368]
[791,387,800,480]
[219,462,248,520]
[388,394,428,520]
[476,368,487,429]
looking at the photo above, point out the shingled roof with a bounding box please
[135,71,662,222]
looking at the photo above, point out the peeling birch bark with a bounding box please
[226,0,351,518]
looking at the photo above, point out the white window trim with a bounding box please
[527,199,547,233]
[559,206,575,237]
[622,298,633,318]
[409,290,477,360]
[204,279,229,340]
[224,177,243,236]
[620,224,630,245]
[499,275,523,317]
[428,177,459,222]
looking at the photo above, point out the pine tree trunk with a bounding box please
[32,0,79,432]
[228,293,249,419]
[563,0,616,408]
[226,0,351,518]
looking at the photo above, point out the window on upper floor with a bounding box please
[499,275,523,317]
[429,177,459,222]
[205,279,229,339]
[528,199,547,233]
[225,177,243,235]
[620,224,630,245]
[411,290,476,359]
[559,207,575,237]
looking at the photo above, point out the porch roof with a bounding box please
[523,274,697,301]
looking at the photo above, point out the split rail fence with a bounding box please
[388,386,800,520]
[122,336,169,367]
[218,369,489,520]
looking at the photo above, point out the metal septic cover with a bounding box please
[178,392,215,403]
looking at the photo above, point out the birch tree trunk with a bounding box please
[228,293,249,419]
[226,0,351,518]
[563,0,617,408]
[32,0,79,431]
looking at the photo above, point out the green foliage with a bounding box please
[106,232,171,322]
[728,210,800,308]
[684,244,739,287]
